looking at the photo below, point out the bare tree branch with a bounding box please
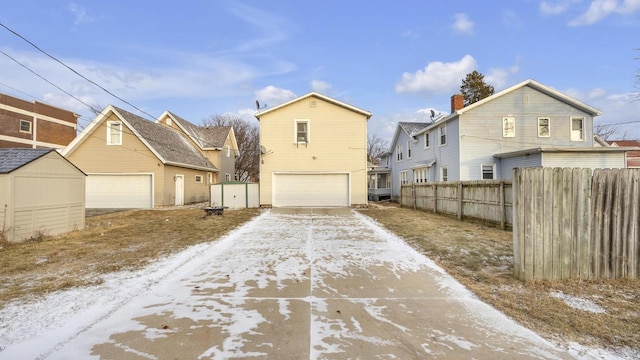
[367,134,389,165]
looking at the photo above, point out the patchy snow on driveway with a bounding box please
[0,209,631,359]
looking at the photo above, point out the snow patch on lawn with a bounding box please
[550,291,606,314]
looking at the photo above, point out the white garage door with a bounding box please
[273,173,349,207]
[86,174,153,208]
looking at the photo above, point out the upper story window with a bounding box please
[538,117,550,137]
[439,125,447,146]
[396,145,403,161]
[19,120,32,134]
[226,145,231,158]
[107,121,122,145]
[225,173,232,182]
[424,132,430,149]
[195,175,203,183]
[295,120,309,143]
[571,117,584,141]
[407,140,412,159]
[481,164,496,180]
[502,116,515,138]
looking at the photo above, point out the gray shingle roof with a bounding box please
[112,107,218,171]
[0,148,53,174]
[399,122,430,136]
[168,112,231,149]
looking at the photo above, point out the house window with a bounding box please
[481,164,496,180]
[399,170,408,185]
[424,132,430,149]
[502,117,515,137]
[225,173,232,181]
[107,121,122,145]
[439,125,447,146]
[208,172,213,184]
[407,140,412,159]
[226,145,231,158]
[396,145,403,161]
[571,117,584,141]
[414,167,428,183]
[295,120,309,143]
[19,120,32,133]
[195,175,203,183]
[440,166,448,182]
[166,118,172,126]
[538,117,550,137]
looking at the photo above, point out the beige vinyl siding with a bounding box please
[259,96,368,206]
[218,136,236,181]
[66,113,166,205]
[162,166,210,205]
[2,151,85,242]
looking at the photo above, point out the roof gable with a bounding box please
[158,111,236,151]
[457,79,602,116]
[389,122,430,149]
[255,92,372,119]
[0,148,85,175]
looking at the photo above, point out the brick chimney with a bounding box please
[451,94,464,113]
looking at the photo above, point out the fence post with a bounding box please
[433,184,438,214]
[457,182,463,220]
[500,182,505,230]
[412,185,417,210]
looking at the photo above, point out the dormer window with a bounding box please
[295,120,309,143]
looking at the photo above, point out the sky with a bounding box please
[1,0,639,146]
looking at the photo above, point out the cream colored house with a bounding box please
[63,106,237,208]
[0,148,85,242]
[255,92,371,207]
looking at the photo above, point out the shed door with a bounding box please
[86,174,153,208]
[273,173,349,207]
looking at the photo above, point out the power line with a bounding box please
[0,21,157,121]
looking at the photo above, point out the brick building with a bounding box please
[0,93,79,149]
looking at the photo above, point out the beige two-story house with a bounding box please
[255,92,371,207]
[63,105,237,209]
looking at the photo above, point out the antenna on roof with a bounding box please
[255,100,267,110]
[430,109,435,122]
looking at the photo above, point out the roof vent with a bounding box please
[523,95,530,104]
[309,100,317,108]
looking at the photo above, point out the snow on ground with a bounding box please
[550,291,607,314]
[0,210,636,359]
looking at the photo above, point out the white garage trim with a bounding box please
[86,173,154,209]
[272,172,350,207]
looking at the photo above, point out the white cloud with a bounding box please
[485,64,520,89]
[68,3,95,25]
[254,86,296,106]
[451,13,474,35]
[569,0,640,26]
[311,80,332,93]
[540,0,575,15]
[395,55,477,95]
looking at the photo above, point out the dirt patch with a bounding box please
[359,203,640,353]
[0,207,261,307]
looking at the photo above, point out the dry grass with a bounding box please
[0,206,261,307]
[360,203,640,353]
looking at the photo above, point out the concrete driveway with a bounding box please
[35,208,569,359]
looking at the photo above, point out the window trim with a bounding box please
[424,132,430,149]
[481,164,496,180]
[413,167,429,183]
[571,116,585,141]
[407,140,412,159]
[399,170,408,185]
[439,125,447,146]
[195,175,203,183]
[502,116,515,138]
[294,119,310,144]
[19,120,32,134]
[440,166,448,182]
[226,145,231,158]
[106,121,123,145]
[225,173,232,182]
[396,145,403,162]
[537,117,550,138]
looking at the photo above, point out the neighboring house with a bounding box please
[0,93,79,149]
[156,111,239,182]
[0,148,85,242]
[62,105,226,209]
[255,92,372,207]
[386,79,632,198]
[606,140,640,168]
[368,152,392,201]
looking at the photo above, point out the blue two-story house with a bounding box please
[382,79,631,199]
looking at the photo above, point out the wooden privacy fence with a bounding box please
[400,181,513,229]
[513,168,640,280]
